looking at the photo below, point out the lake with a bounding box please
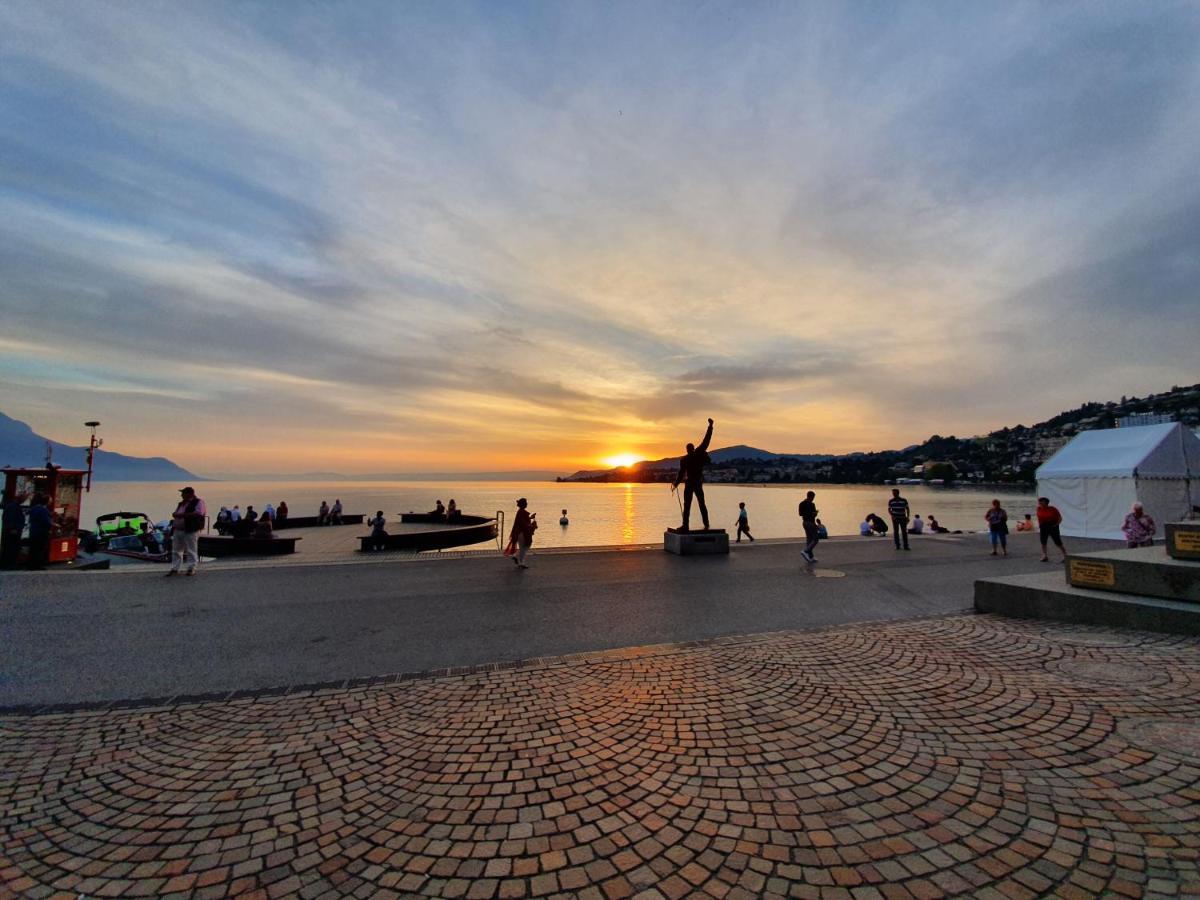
[84,480,1036,549]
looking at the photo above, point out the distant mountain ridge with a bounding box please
[0,412,202,482]
[560,445,833,481]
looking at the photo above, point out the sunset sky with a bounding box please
[2,2,1198,475]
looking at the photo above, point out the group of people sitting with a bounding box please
[427,499,463,521]
[859,512,948,536]
[213,500,288,538]
[317,499,343,525]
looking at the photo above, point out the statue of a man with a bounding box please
[673,418,714,531]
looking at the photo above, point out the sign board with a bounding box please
[1069,559,1116,589]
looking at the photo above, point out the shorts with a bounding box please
[1039,524,1062,548]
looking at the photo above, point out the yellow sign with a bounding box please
[1070,559,1116,588]
[1173,530,1200,553]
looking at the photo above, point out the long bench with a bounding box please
[272,514,364,530]
[198,535,302,557]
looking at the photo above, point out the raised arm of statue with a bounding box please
[698,419,714,454]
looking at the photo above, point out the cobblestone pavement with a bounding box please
[3,614,1199,899]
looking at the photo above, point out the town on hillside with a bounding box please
[560,384,1200,486]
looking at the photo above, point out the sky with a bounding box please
[1,1,1198,475]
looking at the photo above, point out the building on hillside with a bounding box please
[1117,413,1175,428]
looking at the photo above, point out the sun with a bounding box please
[602,453,643,469]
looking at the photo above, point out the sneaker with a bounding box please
[165,570,178,577]
[801,550,813,563]
[904,547,910,551]
[186,569,196,576]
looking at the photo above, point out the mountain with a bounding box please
[207,470,561,482]
[0,412,203,482]
[559,445,833,481]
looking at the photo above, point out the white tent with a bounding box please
[1036,423,1200,540]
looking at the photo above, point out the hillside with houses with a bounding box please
[560,384,1200,486]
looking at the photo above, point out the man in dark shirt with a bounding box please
[673,418,714,531]
[1,489,26,570]
[26,493,53,570]
[887,488,911,550]
[798,490,819,563]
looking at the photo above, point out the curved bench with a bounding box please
[358,515,497,553]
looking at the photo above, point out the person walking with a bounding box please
[167,486,206,576]
[26,494,52,570]
[506,498,537,568]
[798,491,820,563]
[887,488,911,550]
[673,418,714,531]
[1,489,25,570]
[1122,502,1156,548]
[735,502,755,543]
[1036,497,1067,562]
[368,510,388,551]
[985,499,1009,557]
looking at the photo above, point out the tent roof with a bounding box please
[1036,422,1200,479]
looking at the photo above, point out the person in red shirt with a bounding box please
[1036,497,1067,562]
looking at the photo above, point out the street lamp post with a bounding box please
[84,421,102,492]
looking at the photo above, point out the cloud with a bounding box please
[0,1,1197,470]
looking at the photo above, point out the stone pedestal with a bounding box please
[664,528,729,556]
[1166,522,1200,560]
[1065,546,1199,603]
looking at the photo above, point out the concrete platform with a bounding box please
[663,527,730,555]
[1066,545,1199,602]
[1167,521,1200,560]
[975,570,1200,635]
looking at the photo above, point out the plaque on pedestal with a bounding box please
[664,528,730,555]
[1166,522,1200,560]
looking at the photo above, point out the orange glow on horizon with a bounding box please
[601,453,643,469]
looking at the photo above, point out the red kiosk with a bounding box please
[2,466,85,564]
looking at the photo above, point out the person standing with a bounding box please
[673,418,714,531]
[798,491,819,563]
[985,499,1009,557]
[1,489,26,570]
[735,502,755,543]
[26,494,52,570]
[1036,497,1067,562]
[887,488,911,550]
[276,500,289,523]
[1122,502,1156,548]
[368,510,388,551]
[167,486,206,576]
[507,498,537,568]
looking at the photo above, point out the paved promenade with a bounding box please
[2,533,1117,707]
[3,614,1199,899]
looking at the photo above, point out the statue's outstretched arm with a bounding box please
[698,418,714,453]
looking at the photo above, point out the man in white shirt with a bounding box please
[910,514,925,534]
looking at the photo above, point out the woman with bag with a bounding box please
[505,498,537,569]
[985,499,1009,557]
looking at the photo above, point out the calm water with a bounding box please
[85,481,1036,549]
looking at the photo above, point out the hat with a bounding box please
[179,486,195,495]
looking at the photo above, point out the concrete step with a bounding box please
[975,571,1200,636]
[1064,545,1199,602]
